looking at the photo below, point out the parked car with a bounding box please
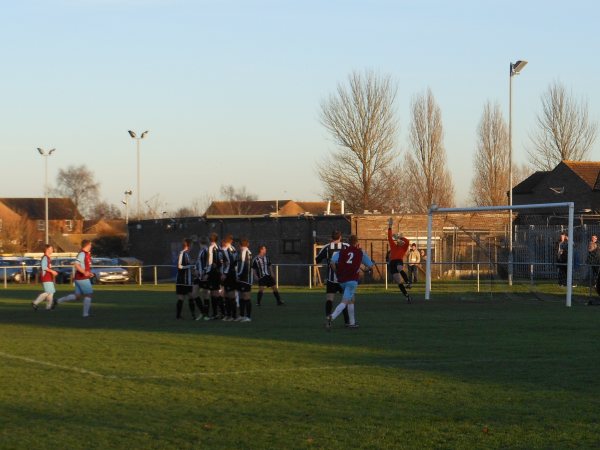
[0,260,22,282]
[90,258,130,284]
[53,258,77,284]
[114,257,143,283]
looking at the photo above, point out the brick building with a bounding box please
[0,198,83,252]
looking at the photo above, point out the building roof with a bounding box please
[512,171,549,194]
[204,200,344,217]
[205,200,291,216]
[562,160,600,190]
[84,219,127,236]
[0,198,83,220]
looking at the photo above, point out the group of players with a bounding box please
[31,218,414,328]
[173,233,284,322]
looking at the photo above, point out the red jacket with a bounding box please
[388,228,409,261]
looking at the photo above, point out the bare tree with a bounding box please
[470,101,509,206]
[318,70,404,213]
[529,81,598,170]
[404,88,454,212]
[89,201,122,220]
[52,165,100,219]
[219,185,258,215]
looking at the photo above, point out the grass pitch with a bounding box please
[1,284,599,449]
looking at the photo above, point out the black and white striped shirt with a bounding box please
[237,247,253,285]
[221,244,237,275]
[206,243,222,274]
[252,255,272,279]
[315,241,349,283]
[176,249,193,286]
[195,246,208,276]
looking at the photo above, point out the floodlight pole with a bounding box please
[128,130,149,219]
[37,148,55,245]
[425,209,433,300]
[508,60,527,286]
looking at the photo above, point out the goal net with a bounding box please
[425,202,579,307]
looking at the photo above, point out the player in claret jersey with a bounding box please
[54,239,94,317]
[326,235,373,330]
[32,244,58,311]
[387,217,412,303]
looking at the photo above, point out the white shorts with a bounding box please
[339,281,358,301]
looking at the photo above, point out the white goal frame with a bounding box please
[425,202,575,307]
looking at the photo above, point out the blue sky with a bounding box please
[1,0,598,213]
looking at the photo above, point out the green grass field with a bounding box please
[1,283,600,449]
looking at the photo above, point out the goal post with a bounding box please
[425,202,575,307]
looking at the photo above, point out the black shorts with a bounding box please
[223,273,238,292]
[176,284,192,295]
[258,275,276,288]
[326,281,343,294]
[207,271,222,291]
[389,259,404,274]
[194,278,210,290]
[237,282,252,293]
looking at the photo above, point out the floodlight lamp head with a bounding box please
[121,200,127,205]
[124,190,132,195]
[37,148,44,155]
[48,148,56,155]
[128,130,137,138]
[140,131,149,139]
[511,60,528,76]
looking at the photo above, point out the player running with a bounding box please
[236,238,253,322]
[387,217,412,303]
[315,231,350,326]
[326,235,374,330]
[252,245,284,306]
[54,240,94,317]
[175,238,195,319]
[32,244,58,311]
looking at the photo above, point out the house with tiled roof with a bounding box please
[512,161,600,213]
[0,198,83,252]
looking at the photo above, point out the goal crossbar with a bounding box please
[425,202,575,307]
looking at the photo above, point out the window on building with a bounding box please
[65,220,73,232]
[282,239,301,255]
[0,218,3,232]
[37,220,45,231]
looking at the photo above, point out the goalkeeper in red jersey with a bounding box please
[387,217,412,303]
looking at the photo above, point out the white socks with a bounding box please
[83,297,91,317]
[347,303,355,325]
[57,294,76,304]
[33,293,48,306]
[331,302,347,320]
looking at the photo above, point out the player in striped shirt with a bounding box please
[221,234,238,321]
[252,245,283,306]
[327,235,374,330]
[175,238,195,319]
[236,238,253,322]
[315,231,350,325]
[55,240,94,317]
[192,236,211,320]
[206,232,225,319]
[32,244,58,311]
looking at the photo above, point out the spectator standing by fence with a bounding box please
[587,235,600,282]
[407,244,420,284]
[557,232,569,287]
